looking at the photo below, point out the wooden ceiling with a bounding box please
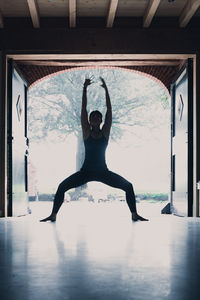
[0,0,200,29]
[3,1,196,89]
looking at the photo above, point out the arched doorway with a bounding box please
[27,67,170,218]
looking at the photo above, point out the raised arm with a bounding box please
[81,78,92,140]
[100,77,112,139]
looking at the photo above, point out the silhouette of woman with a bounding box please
[40,77,148,222]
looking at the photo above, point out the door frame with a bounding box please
[0,53,198,217]
[170,60,194,216]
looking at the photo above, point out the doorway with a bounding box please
[4,54,197,218]
[27,66,170,218]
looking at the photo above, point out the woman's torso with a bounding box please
[81,133,108,172]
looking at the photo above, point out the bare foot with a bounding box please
[132,212,149,222]
[40,214,56,222]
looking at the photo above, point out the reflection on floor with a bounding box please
[0,201,200,300]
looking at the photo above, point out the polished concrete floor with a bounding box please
[0,201,200,300]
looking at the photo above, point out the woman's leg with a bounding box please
[97,171,137,212]
[40,171,89,222]
[97,170,148,221]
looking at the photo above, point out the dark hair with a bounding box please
[89,110,102,121]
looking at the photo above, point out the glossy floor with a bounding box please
[0,201,200,300]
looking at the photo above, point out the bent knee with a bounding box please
[126,181,133,191]
[57,182,66,193]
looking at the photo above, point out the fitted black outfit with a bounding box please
[52,134,137,214]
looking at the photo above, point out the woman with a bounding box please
[40,77,148,222]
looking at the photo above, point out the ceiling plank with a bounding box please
[69,0,76,28]
[179,0,200,27]
[27,0,40,28]
[106,0,119,28]
[0,10,3,28]
[17,60,182,67]
[143,0,161,28]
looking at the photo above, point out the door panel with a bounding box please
[8,63,29,217]
[171,61,193,216]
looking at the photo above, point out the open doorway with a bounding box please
[27,66,170,218]
[5,54,195,218]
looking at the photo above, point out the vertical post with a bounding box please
[7,60,13,217]
[188,58,194,217]
[194,54,200,216]
[170,83,175,212]
[0,52,7,217]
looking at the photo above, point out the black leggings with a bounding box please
[52,169,137,214]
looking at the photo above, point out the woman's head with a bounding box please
[89,110,103,126]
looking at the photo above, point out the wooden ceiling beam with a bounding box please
[17,60,182,67]
[27,0,40,28]
[0,10,3,28]
[69,0,76,28]
[106,0,119,28]
[179,0,200,27]
[8,54,194,61]
[143,0,161,28]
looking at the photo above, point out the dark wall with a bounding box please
[0,27,199,54]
